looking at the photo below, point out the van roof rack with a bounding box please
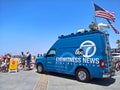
[58,30,102,39]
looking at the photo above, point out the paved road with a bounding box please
[0,69,120,90]
[47,71,120,90]
[0,69,40,90]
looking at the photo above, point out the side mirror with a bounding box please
[43,53,47,57]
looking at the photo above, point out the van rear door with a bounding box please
[103,32,115,76]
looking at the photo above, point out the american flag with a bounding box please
[94,3,119,34]
[94,3,115,22]
[107,20,120,34]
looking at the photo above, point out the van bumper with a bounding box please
[103,71,115,78]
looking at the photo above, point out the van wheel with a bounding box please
[37,64,43,73]
[76,68,90,82]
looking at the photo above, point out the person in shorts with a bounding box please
[26,52,31,70]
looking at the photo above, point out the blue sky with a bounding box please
[0,0,120,55]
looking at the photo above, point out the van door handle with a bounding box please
[47,62,52,64]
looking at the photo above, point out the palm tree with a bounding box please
[116,40,120,48]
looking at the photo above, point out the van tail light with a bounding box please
[100,60,104,68]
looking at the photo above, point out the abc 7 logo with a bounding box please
[75,40,96,57]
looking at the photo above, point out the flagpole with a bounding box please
[107,19,119,34]
[92,1,97,24]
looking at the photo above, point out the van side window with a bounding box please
[47,49,56,57]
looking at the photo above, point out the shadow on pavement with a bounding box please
[90,78,116,86]
[45,72,76,80]
[36,71,116,86]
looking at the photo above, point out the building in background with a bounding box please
[112,48,120,62]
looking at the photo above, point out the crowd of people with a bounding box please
[0,51,37,73]
[0,54,11,72]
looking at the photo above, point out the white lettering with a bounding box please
[56,57,99,64]
[82,58,99,64]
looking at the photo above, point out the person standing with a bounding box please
[6,54,11,72]
[26,52,31,70]
[21,52,26,70]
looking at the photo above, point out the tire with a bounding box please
[76,68,90,82]
[30,63,35,69]
[18,63,23,70]
[37,64,43,73]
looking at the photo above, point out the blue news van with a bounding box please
[35,30,115,82]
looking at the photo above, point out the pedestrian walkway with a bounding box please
[34,71,120,90]
[0,69,40,90]
[1,69,120,90]
[34,74,48,90]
